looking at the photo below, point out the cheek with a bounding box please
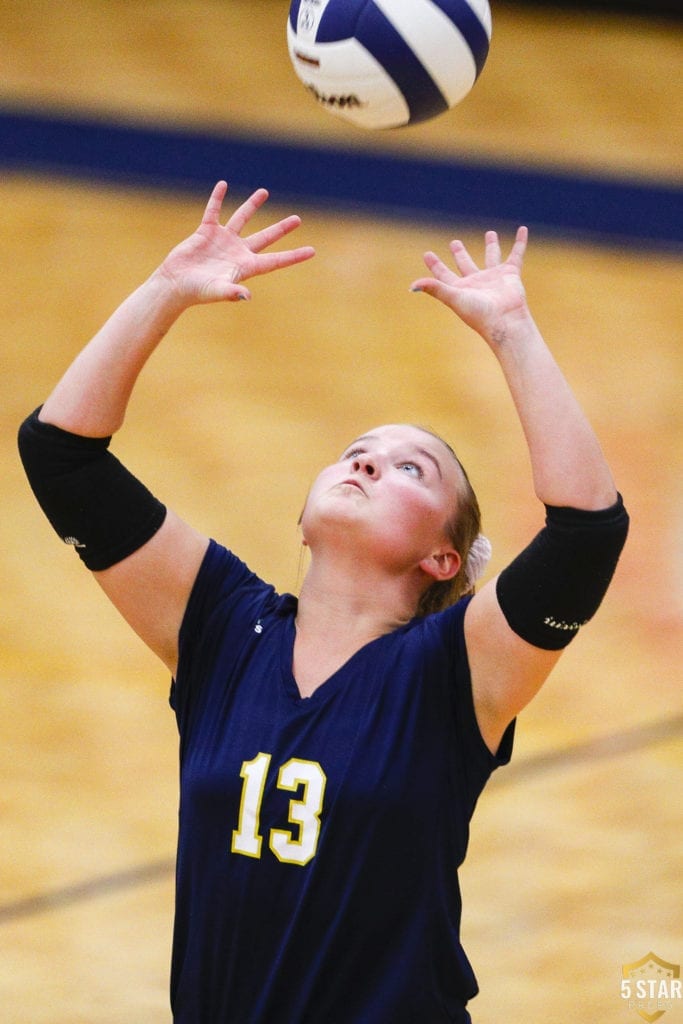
[390,482,447,533]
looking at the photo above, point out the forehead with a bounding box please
[346,424,451,456]
[345,424,462,480]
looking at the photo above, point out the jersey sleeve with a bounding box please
[170,540,275,728]
[430,598,515,815]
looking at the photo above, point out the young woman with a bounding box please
[19,181,628,1022]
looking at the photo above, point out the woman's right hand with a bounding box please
[157,180,316,305]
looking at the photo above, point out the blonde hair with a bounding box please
[415,433,485,617]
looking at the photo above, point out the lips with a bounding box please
[339,478,366,495]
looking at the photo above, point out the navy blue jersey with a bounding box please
[169,541,514,1023]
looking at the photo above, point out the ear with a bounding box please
[419,548,461,582]
[298,503,308,546]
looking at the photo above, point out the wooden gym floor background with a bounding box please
[1,2,681,1021]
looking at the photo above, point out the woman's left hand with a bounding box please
[410,227,530,346]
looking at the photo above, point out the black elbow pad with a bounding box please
[496,494,629,650]
[18,407,167,571]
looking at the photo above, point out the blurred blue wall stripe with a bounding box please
[2,107,681,251]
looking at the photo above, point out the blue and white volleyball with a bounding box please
[287,0,492,130]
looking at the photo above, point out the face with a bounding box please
[300,424,463,577]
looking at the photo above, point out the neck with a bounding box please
[292,553,425,698]
[296,552,421,642]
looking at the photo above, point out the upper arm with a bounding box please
[464,577,562,755]
[464,496,629,754]
[92,509,210,677]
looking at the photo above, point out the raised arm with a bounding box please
[20,182,315,676]
[411,229,628,752]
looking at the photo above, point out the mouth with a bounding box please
[339,478,366,495]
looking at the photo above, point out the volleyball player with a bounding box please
[19,181,628,1022]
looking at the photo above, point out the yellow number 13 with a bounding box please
[231,753,327,867]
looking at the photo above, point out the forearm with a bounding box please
[39,270,188,437]
[490,312,617,510]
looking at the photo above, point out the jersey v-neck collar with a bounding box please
[277,604,418,706]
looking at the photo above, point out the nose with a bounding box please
[352,453,378,477]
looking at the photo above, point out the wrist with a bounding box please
[485,306,539,351]
[147,265,195,319]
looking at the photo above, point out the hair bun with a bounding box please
[464,534,492,588]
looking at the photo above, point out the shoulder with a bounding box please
[413,596,515,773]
[395,597,474,703]
[180,540,279,640]
[409,595,472,656]
[172,541,291,716]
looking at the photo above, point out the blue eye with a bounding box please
[399,462,423,478]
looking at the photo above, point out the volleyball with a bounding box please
[287,0,492,130]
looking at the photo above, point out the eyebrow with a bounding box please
[342,435,443,480]
[415,447,443,479]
